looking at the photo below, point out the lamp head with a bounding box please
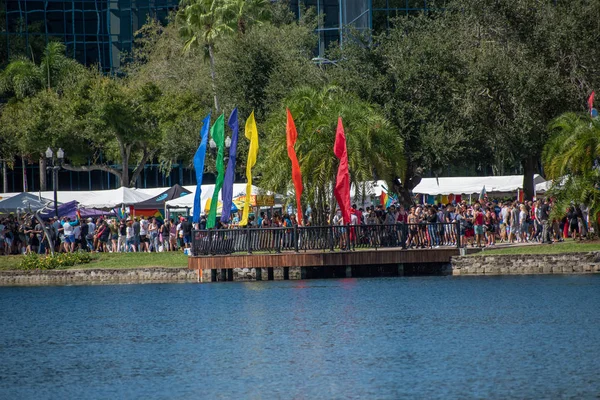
[57,148,64,160]
[209,138,217,149]
[225,136,231,148]
[45,147,53,159]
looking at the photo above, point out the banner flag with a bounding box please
[193,113,211,224]
[333,117,351,224]
[220,108,239,224]
[286,109,304,225]
[206,114,225,229]
[240,111,259,226]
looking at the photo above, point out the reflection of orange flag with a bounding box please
[286,109,303,225]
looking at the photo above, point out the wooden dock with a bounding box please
[188,248,468,282]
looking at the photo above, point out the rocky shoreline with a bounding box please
[451,251,600,275]
[0,268,198,286]
[1,251,599,285]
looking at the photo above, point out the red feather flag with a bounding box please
[588,91,595,113]
[286,109,304,225]
[333,117,351,224]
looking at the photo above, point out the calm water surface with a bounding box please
[1,275,599,399]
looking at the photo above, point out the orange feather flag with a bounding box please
[286,109,303,225]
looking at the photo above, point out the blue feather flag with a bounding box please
[193,113,211,224]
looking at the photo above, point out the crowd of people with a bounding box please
[213,198,592,250]
[0,196,593,255]
[0,215,195,255]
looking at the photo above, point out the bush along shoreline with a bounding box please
[19,252,92,270]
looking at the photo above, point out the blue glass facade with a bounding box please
[0,0,178,73]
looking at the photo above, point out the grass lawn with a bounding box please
[474,240,600,256]
[0,252,189,271]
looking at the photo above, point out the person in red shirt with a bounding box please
[473,204,485,248]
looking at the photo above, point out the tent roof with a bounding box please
[0,192,55,214]
[38,201,110,220]
[78,187,153,208]
[133,184,192,209]
[412,175,546,196]
[165,184,263,213]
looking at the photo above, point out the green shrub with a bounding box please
[18,251,93,270]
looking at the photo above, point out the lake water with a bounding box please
[1,275,599,399]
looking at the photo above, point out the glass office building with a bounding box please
[289,0,432,55]
[0,0,433,72]
[0,0,178,73]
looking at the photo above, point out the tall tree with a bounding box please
[57,75,163,188]
[258,86,405,224]
[176,0,234,114]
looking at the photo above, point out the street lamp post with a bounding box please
[209,136,232,162]
[45,147,64,218]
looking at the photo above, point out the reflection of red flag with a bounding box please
[286,109,304,225]
[333,117,351,224]
[588,91,595,113]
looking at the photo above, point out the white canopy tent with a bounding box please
[412,175,546,196]
[76,187,155,208]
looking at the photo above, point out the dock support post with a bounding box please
[202,269,212,282]
[227,269,233,281]
[345,266,352,278]
[397,264,404,276]
[211,269,217,282]
[289,267,301,279]
[274,267,284,280]
[261,267,270,281]
[255,267,262,281]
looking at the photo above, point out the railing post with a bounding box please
[276,227,282,253]
[207,228,213,255]
[247,225,252,254]
[329,226,334,252]
[293,225,299,253]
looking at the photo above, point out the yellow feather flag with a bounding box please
[240,111,259,226]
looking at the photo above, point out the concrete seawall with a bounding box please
[451,252,600,275]
[0,268,197,286]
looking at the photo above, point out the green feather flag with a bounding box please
[206,114,225,229]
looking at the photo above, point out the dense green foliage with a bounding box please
[0,0,599,209]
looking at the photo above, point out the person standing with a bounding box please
[539,199,551,244]
[181,217,193,249]
[118,219,127,252]
[126,219,136,252]
[132,218,141,252]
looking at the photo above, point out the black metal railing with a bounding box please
[192,222,460,256]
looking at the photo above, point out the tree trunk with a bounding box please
[22,156,27,192]
[2,161,7,193]
[121,156,129,188]
[39,156,47,191]
[522,156,537,201]
[208,43,220,114]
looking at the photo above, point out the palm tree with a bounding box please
[258,86,405,224]
[543,112,600,233]
[0,41,86,190]
[224,0,271,35]
[176,0,271,114]
[177,0,233,114]
[544,112,600,179]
